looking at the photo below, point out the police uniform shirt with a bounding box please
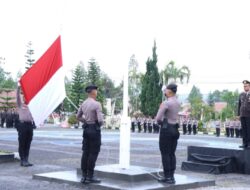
[156,96,180,124]
[235,120,241,129]
[188,119,192,125]
[238,91,250,117]
[16,87,33,122]
[229,120,235,128]
[224,121,230,128]
[77,97,104,125]
[193,120,198,126]
[215,120,220,128]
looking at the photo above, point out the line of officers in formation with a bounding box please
[0,109,19,128]
[131,116,242,138]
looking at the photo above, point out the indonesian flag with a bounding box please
[20,36,66,126]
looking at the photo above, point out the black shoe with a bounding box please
[20,160,24,167]
[239,144,247,148]
[80,177,87,184]
[21,161,30,167]
[26,161,33,167]
[158,177,175,184]
[85,176,101,184]
[170,177,176,184]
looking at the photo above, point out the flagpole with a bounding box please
[66,96,78,110]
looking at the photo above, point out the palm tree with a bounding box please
[160,61,191,84]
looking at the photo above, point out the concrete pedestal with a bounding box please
[0,152,15,163]
[34,164,215,190]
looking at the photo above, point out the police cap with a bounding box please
[243,80,250,85]
[166,83,178,93]
[85,85,98,93]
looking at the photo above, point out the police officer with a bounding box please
[1,110,6,128]
[238,80,250,148]
[224,119,230,137]
[131,117,135,132]
[148,117,153,133]
[137,117,142,133]
[77,85,103,184]
[235,118,241,138]
[192,119,198,135]
[229,119,235,138]
[16,86,34,167]
[187,118,192,135]
[143,117,147,133]
[215,120,221,137]
[156,84,180,184]
[182,117,187,135]
[6,109,13,128]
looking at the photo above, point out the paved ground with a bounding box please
[0,127,249,190]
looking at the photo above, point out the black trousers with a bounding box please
[148,125,152,133]
[188,124,192,134]
[216,128,220,137]
[235,129,240,138]
[182,124,187,135]
[193,125,197,135]
[17,122,33,161]
[225,128,230,137]
[1,118,5,127]
[159,124,180,178]
[138,122,141,133]
[143,123,147,133]
[230,128,234,137]
[240,117,250,146]
[131,122,135,132]
[239,128,243,138]
[153,124,157,133]
[81,125,101,177]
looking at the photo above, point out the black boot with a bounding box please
[24,157,33,167]
[158,176,175,184]
[170,172,176,184]
[85,171,101,184]
[158,172,175,184]
[20,160,25,167]
[85,176,101,184]
[80,172,87,184]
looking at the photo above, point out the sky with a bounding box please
[0,0,250,95]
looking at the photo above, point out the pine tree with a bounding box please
[70,62,86,108]
[25,41,35,70]
[140,41,162,117]
[0,89,16,110]
[87,58,106,111]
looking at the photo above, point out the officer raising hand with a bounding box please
[77,85,103,184]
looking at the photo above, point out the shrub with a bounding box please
[68,114,78,125]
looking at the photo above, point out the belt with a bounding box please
[86,122,96,125]
[20,121,33,124]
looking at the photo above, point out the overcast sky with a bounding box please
[0,0,250,94]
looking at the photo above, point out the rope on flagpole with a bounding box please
[65,96,78,110]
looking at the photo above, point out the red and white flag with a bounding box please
[20,36,66,126]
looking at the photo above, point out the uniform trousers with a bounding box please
[230,128,235,137]
[17,122,33,161]
[182,124,187,135]
[188,124,192,135]
[81,124,101,177]
[216,128,220,137]
[143,123,147,133]
[159,124,180,178]
[240,117,250,146]
[225,127,230,137]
